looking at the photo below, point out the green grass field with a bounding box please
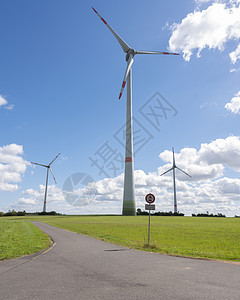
[2,215,240,262]
[0,219,52,260]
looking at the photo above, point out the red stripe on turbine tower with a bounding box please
[125,157,133,162]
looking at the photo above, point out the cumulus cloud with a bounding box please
[0,95,14,110]
[225,91,240,113]
[229,44,240,64]
[0,144,28,192]
[16,179,123,214]
[230,68,240,72]
[159,146,224,181]
[159,136,240,176]
[15,135,240,216]
[198,136,240,170]
[0,95,8,106]
[19,185,64,204]
[169,2,240,63]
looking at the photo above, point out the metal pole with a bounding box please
[43,167,49,213]
[122,62,136,216]
[148,209,151,246]
[173,167,177,214]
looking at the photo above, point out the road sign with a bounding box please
[145,204,155,210]
[145,193,155,204]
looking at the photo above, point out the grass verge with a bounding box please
[0,219,52,260]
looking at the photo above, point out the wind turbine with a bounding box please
[160,148,191,214]
[92,7,179,216]
[31,153,61,213]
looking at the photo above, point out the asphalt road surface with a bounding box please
[1,222,240,300]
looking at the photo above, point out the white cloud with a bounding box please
[225,91,240,113]
[15,135,240,216]
[15,180,123,214]
[159,146,224,181]
[200,102,218,109]
[4,104,14,111]
[197,136,240,169]
[169,2,240,63]
[229,44,240,64]
[0,95,8,107]
[0,95,14,110]
[19,185,64,204]
[0,182,19,192]
[215,177,240,194]
[230,68,240,72]
[0,144,28,192]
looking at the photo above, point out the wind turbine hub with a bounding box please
[126,49,136,61]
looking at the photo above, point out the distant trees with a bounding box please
[1,210,26,216]
[136,208,184,216]
[192,212,226,217]
[0,210,62,217]
[38,211,61,215]
[137,208,227,217]
[154,211,185,216]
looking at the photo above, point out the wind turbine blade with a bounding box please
[160,167,173,176]
[50,167,57,184]
[172,147,176,167]
[119,56,134,99]
[176,166,192,178]
[136,50,179,55]
[49,153,61,166]
[30,162,48,168]
[92,7,130,53]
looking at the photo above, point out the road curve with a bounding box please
[0,221,240,300]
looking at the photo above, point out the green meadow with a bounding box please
[1,215,240,262]
[0,219,51,260]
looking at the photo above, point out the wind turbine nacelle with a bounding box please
[126,49,136,61]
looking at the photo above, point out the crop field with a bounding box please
[1,215,240,262]
[0,219,52,260]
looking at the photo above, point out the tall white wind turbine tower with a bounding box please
[160,148,191,214]
[31,153,61,213]
[92,7,179,215]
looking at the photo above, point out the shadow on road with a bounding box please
[104,249,129,252]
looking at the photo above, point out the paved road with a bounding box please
[0,222,240,299]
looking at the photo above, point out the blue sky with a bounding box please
[1,0,240,216]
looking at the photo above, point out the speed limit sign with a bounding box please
[145,193,155,204]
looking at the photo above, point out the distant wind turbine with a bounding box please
[92,7,179,215]
[31,153,60,213]
[160,148,191,214]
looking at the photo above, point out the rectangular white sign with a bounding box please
[145,204,155,210]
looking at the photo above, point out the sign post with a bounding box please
[145,193,155,246]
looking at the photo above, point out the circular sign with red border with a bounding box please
[145,193,155,204]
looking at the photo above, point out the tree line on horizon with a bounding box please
[0,210,62,217]
[137,208,227,217]
[0,209,238,218]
